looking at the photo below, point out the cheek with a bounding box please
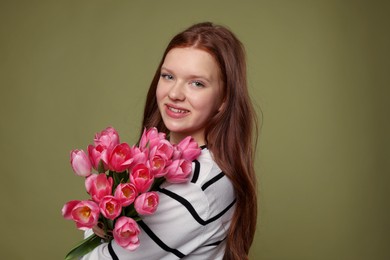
[156,83,165,103]
[192,93,220,116]
[193,92,220,114]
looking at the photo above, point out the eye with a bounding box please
[161,73,174,80]
[191,81,205,88]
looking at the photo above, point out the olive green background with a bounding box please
[0,0,388,259]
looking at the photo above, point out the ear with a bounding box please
[218,101,226,112]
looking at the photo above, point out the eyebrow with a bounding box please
[161,66,213,84]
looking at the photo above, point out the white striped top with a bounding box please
[81,147,236,260]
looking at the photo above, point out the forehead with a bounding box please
[162,47,220,80]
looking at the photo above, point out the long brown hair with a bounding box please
[141,22,258,260]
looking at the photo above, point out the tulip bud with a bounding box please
[70,200,100,230]
[94,127,120,150]
[70,149,92,177]
[177,136,201,161]
[165,159,192,183]
[113,217,141,251]
[130,164,154,193]
[114,183,137,207]
[134,192,159,215]
[99,196,122,220]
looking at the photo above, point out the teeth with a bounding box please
[169,107,188,113]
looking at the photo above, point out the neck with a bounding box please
[169,132,205,147]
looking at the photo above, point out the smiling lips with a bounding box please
[165,104,189,118]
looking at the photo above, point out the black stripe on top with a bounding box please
[201,172,225,191]
[191,160,200,183]
[108,240,119,260]
[138,220,185,258]
[158,187,236,226]
[204,237,226,247]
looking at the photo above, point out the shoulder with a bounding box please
[191,148,235,201]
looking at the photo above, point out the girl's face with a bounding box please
[156,47,224,145]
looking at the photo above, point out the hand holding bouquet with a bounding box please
[62,127,201,259]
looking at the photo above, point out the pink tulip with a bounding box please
[70,200,100,230]
[113,216,141,251]
[61,200,80,220]
[88,144,108,171]
[85,173,113,203]
[151,139,174,161]
[130,164,154,193]
[139,127,166,151]
[114,183,138,207]
[177,136,201,161]
[172,145,182,160]
[129,146,148,167]
[105,143,134,172]
[99,196,122,220]
[165,159,192,183]
[70,149,92,177]
[134,192,159,215]
[94,127,120,150]
[148,155,166,177]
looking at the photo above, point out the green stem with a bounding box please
[65,234,102,260]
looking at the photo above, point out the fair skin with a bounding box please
[156,47,224,145]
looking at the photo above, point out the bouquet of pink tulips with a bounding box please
[62,127,201,259]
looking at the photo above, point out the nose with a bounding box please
[168,81,185,101]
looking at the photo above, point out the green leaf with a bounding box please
[124,204,137,217]
[97,160,106,174]
[112,170,128,190]
[65,234,102,260]
[151,177,165,191]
